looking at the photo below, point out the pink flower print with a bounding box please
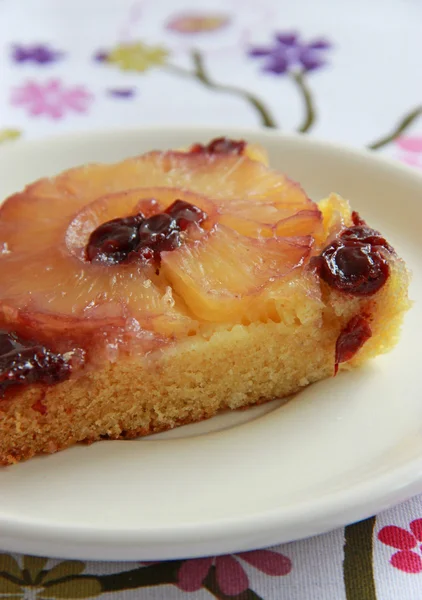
[11,79,93,119]
[166,13,231,34]
[378,519,422,573]
[177,549,292,594]
[395,136,422,169]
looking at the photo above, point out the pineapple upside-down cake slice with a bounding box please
[0,137,410,464]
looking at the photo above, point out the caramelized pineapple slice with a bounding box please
[0,144,322,354]
[162,225,312,322]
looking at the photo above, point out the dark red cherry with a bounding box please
[340,226,392,251]
[86,200,207,267]
[190,137,246,156]
[351,211,365,226]
[0,331,72,397]
[313,222,391,296]
[86,215,144,264]
[316,241,389,296]
[165,200,207,230]
[335,315,372,374]
[137,213,181,257]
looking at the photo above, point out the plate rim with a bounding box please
[0,125,422,560]
[3,123,422,181]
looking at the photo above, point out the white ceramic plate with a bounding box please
[0,127,421,561]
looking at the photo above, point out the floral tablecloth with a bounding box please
[0,0,422,598]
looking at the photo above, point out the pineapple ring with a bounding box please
[65,187,217,261]
[0,150,322,352]
[23,151,309,207]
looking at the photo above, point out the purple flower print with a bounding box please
[94,50,109,63]
[12,44,63,65]
[11,79,93,119]
[177,549,292,595]
[108,88,136,98]
[249,32,330,75]
[248,31,332,132]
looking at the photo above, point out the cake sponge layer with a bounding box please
[0,252,409,465]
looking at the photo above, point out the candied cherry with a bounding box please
[165,200,207,230]
[137,213,181,261]
[313,219,391,296]
[340,225,393,252]
[190,137,246,155]
[86,215,144,264]
[86,200,207,267]
[0,330,72,397]
[335,315,372,374]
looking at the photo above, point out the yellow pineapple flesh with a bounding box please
[0,145,323,356]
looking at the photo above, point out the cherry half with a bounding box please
[86,199,207,266]
[335,315,372,374]
[313,220,391,296]
[190,137,246,156]
[86,215,144,264]
[0,331,72,397]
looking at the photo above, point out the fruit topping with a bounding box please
[339,225,393,252]
[165,199,207,230]
[335,315,372,374]
[313,223,390,296]
[0,330,73,397]
[137,213,181,262]
[190,137,246,155]
[162,225,312,321]
[0,149,319,350]
[86,200,207,266]
[347,211,392,250]
[86,215,145,264]
[351,211,365,226]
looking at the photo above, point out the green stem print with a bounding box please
[367,105,422,150]
[166,50,277,128]
[290,70,315,133]
[203,566,264,600]
[343,516,377,600]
